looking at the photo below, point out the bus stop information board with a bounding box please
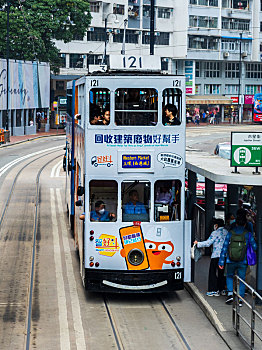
[231,132,262,167]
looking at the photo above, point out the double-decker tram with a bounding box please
[65,57,191,292]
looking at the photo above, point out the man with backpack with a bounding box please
[219,208,257,305]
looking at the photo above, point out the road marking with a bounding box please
[50,188,71,350]
[51,160,63,178]
[56,189,87,350]
[0,146,62,178]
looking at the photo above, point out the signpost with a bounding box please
[231,132,262,174]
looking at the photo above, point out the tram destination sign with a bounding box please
[110,55,161,71]
[231,132,262,167]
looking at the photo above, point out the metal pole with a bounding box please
[121,19,128,55]
[103,17,108,65]
[150,0,155,55]
[238,33,242,124]
[6,0,10,131]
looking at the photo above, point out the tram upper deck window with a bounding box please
[154,180,181,221]
[115,88,158,126]
[89,180,117,222]
[162,88,182,126]
[89,88,110,125]
[122,181,150,222]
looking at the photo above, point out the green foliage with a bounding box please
[0,0,91,73]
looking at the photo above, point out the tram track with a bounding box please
[103,294,192,350]
[0,150,63,349]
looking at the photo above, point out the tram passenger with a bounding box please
[124,190,146,214]
[102,107,110,125]
[90,104,103,125]
[163,104,181,126]
[90,200,116,222]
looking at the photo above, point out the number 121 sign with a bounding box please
[231,132,262,167]
[110,55,161,71]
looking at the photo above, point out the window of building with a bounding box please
[143,5,150,17]
[90,1,100,13]
[246,63,262,79]
[204,62,220,78]
[204,84,221,94]
[122,181,150,222]
[89,88,110,125]
[59,54,66,68]
[158,7,172,19]
[225,85,239,94]
[115,88,158,126]
[161,58,169,71]
[154,180,181,222]
[87,54,105,65]
[261,0,262,11]
[89,181,117,222]
[189,15,218,28]
[113,4,125,15]
[56,81,64,90]
[222,0,249,10]
[221,39,249,52]
[189,36,218,50]
[113,29,139,44]
[222,17,250,31]
[69,54,83,68]
[225,62,240,78]
[142,32,169,45]
[73,33,84,40]
[87,27,105,41]
[195,61,201,77]
[245,85,262,94]
[190,0,218,6]
[195,85,201,94]
[162,88,182,125]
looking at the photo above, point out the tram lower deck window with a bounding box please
[162,88,182,126]
[115,88,158,126]
[154,180,181,221]
[122,181,150,222]
[89,180,117,222]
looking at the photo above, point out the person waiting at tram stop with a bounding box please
[90,200,116,222]
[163,104,181,126]
[194,218,228,297]
[124,190,146,214]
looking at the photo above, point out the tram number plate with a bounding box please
[173,80,181,87]
[91,79,99,87]
[174,272,182,280]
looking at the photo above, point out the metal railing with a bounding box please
[192,203,205,242]
[233,275,262,349]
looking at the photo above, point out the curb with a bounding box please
[0,133,65,148]
[184,282,245,350]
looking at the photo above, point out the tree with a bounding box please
[0,0,91,73]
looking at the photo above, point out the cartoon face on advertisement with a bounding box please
[144,239,174,270]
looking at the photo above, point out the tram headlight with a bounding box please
[127,249,144,266]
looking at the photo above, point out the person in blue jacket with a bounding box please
[219,208,257,305]
[124,190,146,214]
[90,200,115,222]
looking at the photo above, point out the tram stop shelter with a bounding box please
[186,149,262,298]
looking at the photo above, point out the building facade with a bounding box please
[53,0,262,122]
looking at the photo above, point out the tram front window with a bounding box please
[115,88,158,126]
[89,88,110,125]
[89,180,117,222]
[122,181,150,222]
[162,88,182,126]
[154,180,181,221]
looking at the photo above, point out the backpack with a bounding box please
[228,229,248,262]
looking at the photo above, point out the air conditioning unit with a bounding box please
[88,27,94,32]
[134,31,141,35]
[223,51,229,58]
[114,29,121,34]
[145,32,150,36]
[155,32,160,36]
[242,51,248,58]
[162,58,169,62]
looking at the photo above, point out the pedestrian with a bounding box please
[194,218,228,296]
[36,111,42,131]
[201,110,206,123]
[195,112,200,126]
[209,111,215,124]
[219,208,257,305]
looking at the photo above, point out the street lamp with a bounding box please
[238,32,243,124]
[103,13,119,65]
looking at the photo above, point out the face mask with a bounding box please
[99,208,105,215]
[230,220,235,225]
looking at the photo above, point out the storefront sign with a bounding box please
[231,96,239,104]
[231,132,262,167]
[244,95,254,104]
[185,61,195,95]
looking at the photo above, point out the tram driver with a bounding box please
[90,200,116,222]
[124,190,146,215]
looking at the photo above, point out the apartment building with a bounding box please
[53,0,262,121]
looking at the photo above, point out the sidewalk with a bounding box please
[185,256,262,349]
[0,128,66,147]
